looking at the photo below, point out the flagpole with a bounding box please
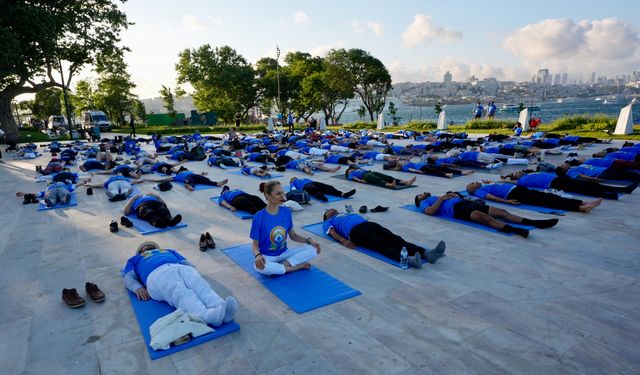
[276,44,281,117]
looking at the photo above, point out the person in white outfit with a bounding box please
[251,181,321,275]
[123,241,238,326]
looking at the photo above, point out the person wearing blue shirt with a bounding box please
[16,178,89,207]
[321,208,445,268]
[487,101,497,118]
[345,165,416,189]
[149,168,228,191]
[560,161,640,183]
[513,122,523,137]
[122,241,237,326]
[473,102,484,119]
[583,157,640,172]
[465,181,602,213]
[414,192,558,238]
[242,165,271,178]
[123,193,183,228]
[289,176,355,202]
[383,160,474,178]
[218,186,266,214]
[207,155,240,169]
[251,181,320,276]
[80,158,107,172]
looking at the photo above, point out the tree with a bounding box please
[357,105,366,121]
[326,48,392,121]
[92,52,137,126]
[300,58,353,127]
[132,99,147,124]
[434,100,443,115]
[31,88,63,120]
[159,85,177,122]
[387,102,401,125]
[0,0,130,136]
[70,79,96,117]
[176,45,257,124]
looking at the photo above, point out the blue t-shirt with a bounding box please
[347,169,367,181]
[241,166,254,175]
[401,162,427,172]
[434,157,456,166]
[322,214,367,238]
[514,127,523,136]
[517,173,556,189]
[605,151,637,161]
[113,164,133,174]
[46,182,74,193]
[285,160,299,169]
[173,171,194,183]
[419,196,461,218]
[104,175,129,189]
[123,249,185,286]
[488,104,496,115]
[219,189,244,204]
[459,151,479,161]
[567,165,606,178]
[484,146,501,154]
[563,136,579,142]
[325,154,343,163]
[583,158,614,168]
[250,207,293,256]
[473,183,516,199]
[543,138,560,146]
[291,178,313,190]
[132,195,159,211]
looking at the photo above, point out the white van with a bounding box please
[83,110,112,132]
[47,115,67,131]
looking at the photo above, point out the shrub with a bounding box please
[550,114,615,132]
[465,119,514,129]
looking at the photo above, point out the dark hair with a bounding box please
[555,166,567,176]
[382,163,390,170]
[345,165,356,176]
[158,182,173,191]
[414,193,430,207]
[567,159,581,167]
[259,181,281,194]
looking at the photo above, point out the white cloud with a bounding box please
[208,16,223,29]
[352,20,384,37]
[182,14,206,31]
[402,14,462,48]
[504,18,640,78]
[388,57,521,83]
[310,42,345,57]
[293,11,311,25]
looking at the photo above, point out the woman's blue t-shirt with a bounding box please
[517,173,556,189]
[322,214,366,238]
[473,183,516,199]
[567,166,606,178]
[291,178,313,190]
[583,158,614,168]
[459,151,479,161]
[173,171,194,183]
[419,196,461,217]
[347,169,367,181]
[132,195,159,211]
[325,154,342,163]
[123,249,185,285]
[250,207,293,256]
[219,189,244,204]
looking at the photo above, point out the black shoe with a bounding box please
[120,216,133,228]
[109,220,119,233]
[86,187,93,196]
[222,185,230,193]
[23,194,33,205]
[199,234,208,252]
[168,214,182,227]
[621,182,637,194]
[205,232,216,249]
[370,205,389,213]
[502,224,528,238]
[359,205,368,213]
[29,194,39,204]
[342,189,356,198]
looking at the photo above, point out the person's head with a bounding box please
[323,208,339,221]
[592,151,605,158]
[414,192,432,207]
[516,122,522,128]
[259,181,285,205]
[136,241,160,255]
[345,165,356,176]
[157,165,170,175]
[555,166,567,176]
[501,169,527,180]
[565,159,581,167]
[289,176,297,184]
[383,160,399,170]
[466,181,482,194]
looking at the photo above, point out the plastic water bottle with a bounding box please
[400,247,408,269]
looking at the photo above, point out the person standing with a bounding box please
[287,112,294,133]
[487,101,497,118]
[129,115,136,138]
[473,101,484,119]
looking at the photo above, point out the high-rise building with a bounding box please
[553,74,561,85]
[536,69,550,85]
[443,71,452,84]
[591,72,596,84]
[562,73,568,85]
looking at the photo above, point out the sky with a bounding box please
[83,0,640,99]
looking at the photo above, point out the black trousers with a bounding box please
[185,174,218,187]
[507,186,582,211]
[303,182,343,201]
[136,200,171,227]
[600,170,640,182]
[212,157,239,167]
[418,165,463,176]
[550,176,620,198]
[349,222,424,259]
[231,193,266,214]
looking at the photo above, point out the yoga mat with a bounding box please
[37,193,78,211]
[284,186,349,203]
[125,215,188,235]
[530,187,621,200]
[331,174,417,190]
[222,243,360,313]
[153,172,223,191]
[210,197,253,219]
[399,204,535,237]
[229,169,283,180]
[127,292,240,360]
[302,222,427,268]
[457,191,566,215]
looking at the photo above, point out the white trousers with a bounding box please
[106,180,132,197]
[308,147,328,156]
[146,264,225,325]
[330,145,350,153]
[254,244,317,276]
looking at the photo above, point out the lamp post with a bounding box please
[276,44,281,118]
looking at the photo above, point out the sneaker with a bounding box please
[85,282,105,303]
[23,194,33,205]
[62,288,86,308]
[342,189,356,198]
[359,205,368,213]
[407,252,422,268]
[199,234,208,252]
[205,232,216,249]
[370,205,389,213]
[120,216,133,228]
[29,194,39,204]
[109,220,119,233]
[86,187,94,196]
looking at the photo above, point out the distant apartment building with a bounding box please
[553,74,561,85]
[591,72,597,84]
[536,69,550,85]
[562,73,568,85]
[443,71,452,84]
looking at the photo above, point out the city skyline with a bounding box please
[67,0,640,99]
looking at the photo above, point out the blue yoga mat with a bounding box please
[125,214,188,235]
[222,243,360,313]
[229,169,283,180]
[331,174,417,189]
[126,291,240,360]
[399,204,535,237]
[530,187,621,200]
[37,193,78,211]
[302,222,427,268]
[284,186,349,203]
[153,172,223,191]
[210,197,253,219]
[457,191,566,215]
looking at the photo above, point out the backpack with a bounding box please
[286,190,311,204]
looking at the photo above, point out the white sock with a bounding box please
[223,296,238,323]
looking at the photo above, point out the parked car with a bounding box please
[82,110,112,132]
[47,115,67,131]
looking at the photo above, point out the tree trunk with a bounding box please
[0,94,19,137]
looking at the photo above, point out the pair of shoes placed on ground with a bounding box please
[120,216,133,228]
[62,282,105,308]
[199,232,216,251]
[359,205,389,213]
[110,220,119,233]
[22,193,39,204]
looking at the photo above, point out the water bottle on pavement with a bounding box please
[400,247,408,269]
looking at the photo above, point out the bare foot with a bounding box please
[330,166,341,173]
[404,176,417,186]
[462,170,474,175]
[386,181,397,189]
[185,184,195,191]
[446,173,454,178]
[217,178,229,187]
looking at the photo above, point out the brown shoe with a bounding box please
[62,288,86,308]
[85,282,106,303]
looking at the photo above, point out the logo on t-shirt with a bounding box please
[269,226,287,251]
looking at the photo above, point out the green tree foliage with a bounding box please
[70,79,96,117]
[0,0,129,135]
[159,85,177,120]
[326,48,392,121]
[434,101,443,115]
[357,105,366,121]
[93,52,137,126]
[31,88,63,120]
[132,99,147,124]
[300,59,353,126]
[387,101,401,125]
[176,45,257,124]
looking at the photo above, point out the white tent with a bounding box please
[320,118,326,131]
[613,103,634,135]
[437,110,447,130]
[518,108,530,131]
[267,117,274,131]
[376,112,385,130]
